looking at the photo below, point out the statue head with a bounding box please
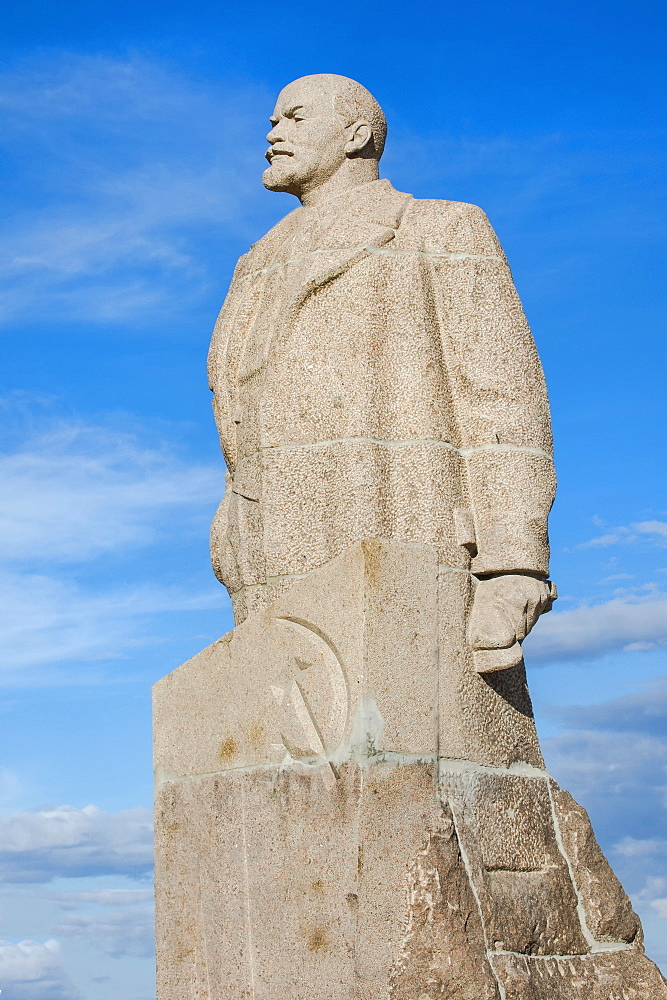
[262,74,387,205]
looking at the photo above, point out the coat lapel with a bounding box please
[283,180,413,318]
[211,181,413,467]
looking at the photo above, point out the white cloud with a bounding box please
[636,878,667,921]
[615,838,667,859]
[0,419,220,565]
[542,678,667,857]
[525,591,667,662]
[0,805,153,883]
[649,898,667,920]
[548,676,667,737]
[54,909,154,958]
[635,521,667,538]
[0,412,226,680]
[0,938,79,1000]
[51,889,154,909]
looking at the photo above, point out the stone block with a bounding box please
[440,767,588,956]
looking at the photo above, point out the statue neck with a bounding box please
[299,159,379,207]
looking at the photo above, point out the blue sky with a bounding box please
[0,1,665,997]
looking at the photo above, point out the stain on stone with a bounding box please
[307,927,329,952]
[218,737,238,763]
[247,722,265,749]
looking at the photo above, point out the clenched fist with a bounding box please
[468,574,557,674]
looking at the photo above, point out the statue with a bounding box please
[208,73,556,670]
[153,74,667,1000]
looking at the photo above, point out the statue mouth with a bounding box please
[266,147,294,162]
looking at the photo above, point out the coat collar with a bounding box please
[313,178,411,244]
[239,178,412,276]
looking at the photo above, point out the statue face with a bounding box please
[262,80,350,199]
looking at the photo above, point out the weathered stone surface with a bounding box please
[435,565,544,768]
[208,74,557,661]
[441,769,589,956]
[389,803,500,1000]
[551,784,643,946]
[491,950,667,999]
[155,761,441,1000]
[154,540,545,776]
[154,539,667,998]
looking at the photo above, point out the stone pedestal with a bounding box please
[153,540,667,999]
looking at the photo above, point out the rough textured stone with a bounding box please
[154,540,667,998]
[441,769,589,956]
[389,803,500,1000]
[208,80,556,642]
[154,540,546,774]
[491,951,667,999]
[551,784,643,946]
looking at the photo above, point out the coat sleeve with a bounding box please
[412,199,556,577]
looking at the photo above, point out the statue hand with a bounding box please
[468,574,557,674]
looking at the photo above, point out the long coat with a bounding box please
[208,179,556,623]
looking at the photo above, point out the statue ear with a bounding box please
[344,121,374,158]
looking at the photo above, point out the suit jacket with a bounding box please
[208,179,556,622]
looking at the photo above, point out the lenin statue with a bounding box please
[208,73,557,668]
[152,74,667,1000]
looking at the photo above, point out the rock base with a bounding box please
[153,541,666,999]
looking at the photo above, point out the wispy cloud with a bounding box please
[550,676,667,736]
[0,55,275,325]
[579,520,667,549]
[542,677,667,846]
[616,839,667,859]
[0,408,226,682]
[0,805,153,884]
[0,569,220,678]
[639,878,667,921]
[525,591,667,662]
[50,888,154,909]
[54,908,154,959]
[0,417,220,565]
[542,685,667,971]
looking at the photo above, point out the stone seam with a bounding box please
[234,561,473,597]
[447,798,508,1000]
[238,247,506,281]
[155,757,552,789]
[249,436,552,461]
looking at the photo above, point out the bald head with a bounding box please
[262,74,387,205]
[295,74,387,159]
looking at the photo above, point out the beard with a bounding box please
[262,154,304,193]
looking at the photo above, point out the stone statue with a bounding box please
[208,72,556,674]
[153,74,667,1000]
